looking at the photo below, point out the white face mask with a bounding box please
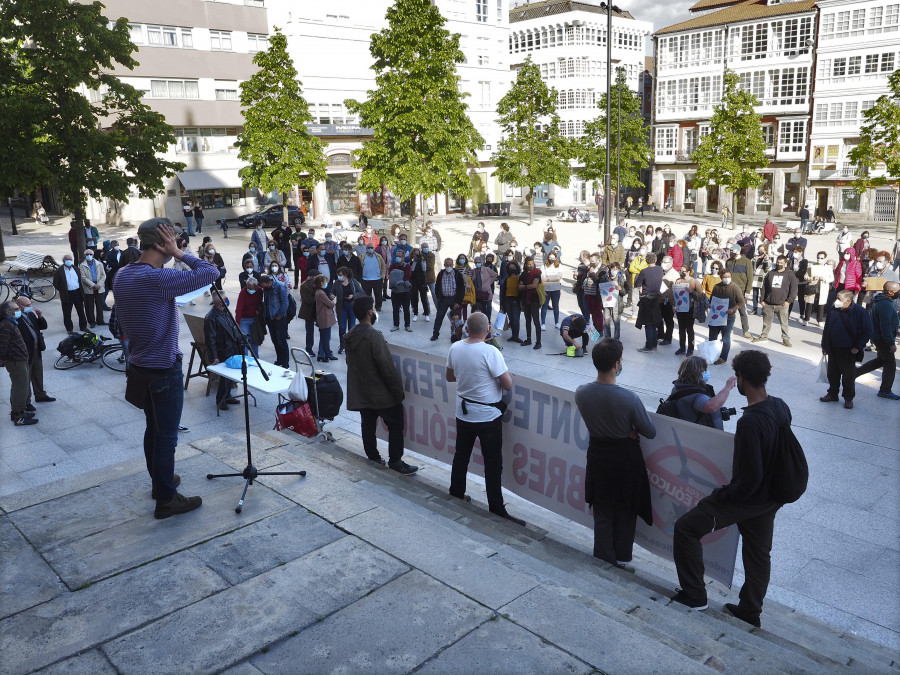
[875,261,885,269]
[270,267,279,273]
[113,246,120,252]
[833,299,844,309]
[722,277,732,285]
[844,254,851,260]
[208,249,216,255]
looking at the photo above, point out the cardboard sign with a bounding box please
[598,282,619,308]
[866,277,886,292]
[708,296,730,326]
[378,345,740,587]
[673,284,691,313]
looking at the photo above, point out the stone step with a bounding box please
[271,431,899,674]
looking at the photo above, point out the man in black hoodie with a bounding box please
[671,350,788,628]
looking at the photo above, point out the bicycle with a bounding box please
[0,271,57,304]
[54,332,126,372]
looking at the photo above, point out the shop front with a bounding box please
[755,173,774,214]
[783,172,801,214]
[706,181,719,214]
[683,174,697,212]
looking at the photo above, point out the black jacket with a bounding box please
[822,302,874,352]
[336,252,362,281]
[17,312,47,355]
[204,307,242,362]
[435,269,465,304]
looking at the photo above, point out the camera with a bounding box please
[720,407,737,421]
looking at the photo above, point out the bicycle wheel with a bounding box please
[0,281,10,304]
[101,345,127,372]
[28,278,57,303]
[55,353,83,370]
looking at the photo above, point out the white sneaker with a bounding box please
[425,316,430,322]
[555,322,560,328]
[413,315,418,322]
[541,324,546,330]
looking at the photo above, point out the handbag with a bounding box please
[287,371,309,402]
[816,356,828,384]
[492,311,508,332]
[536,282,546,306]
[274,398,318,437]
[462,275,476,305]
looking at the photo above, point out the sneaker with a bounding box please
[12,416,38,426]
[490,507,526,526]
[844,399,854,409]
[430,335,439,341]
[555,322,561,328]
[743,332,752,339]
[713,358,727,365]
[412,315,418,322]
[783,340,792,348]
[877,392,900,400]
[658,340,672,346]
[388,460,419,475]
[151,474,181,500]
[507,336,522,343]
[520,339,532,346]
[390,326,400,332]
[800,319,807,326]
[449,491,471,503]
[674,347,686,355]
[671,589,708,611]
[405,327,413,332]
[178,425,189,432]
[686,348,694,356]
[153,492,202,519]
[637,346,654,353]
[541,324,546,330]
[425,316,430,322]
[819,394,838,402]
[751,336,766,343]
[368,457,386,467]
[218,402,229,411]
[35,395,56,402]
[723,602,761,628]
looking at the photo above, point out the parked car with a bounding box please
[237,204,305,228]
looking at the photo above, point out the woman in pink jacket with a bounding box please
[833,247,863,299]
[314,275,337,362]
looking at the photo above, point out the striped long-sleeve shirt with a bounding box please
[113,255,219,368]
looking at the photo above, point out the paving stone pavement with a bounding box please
[0,207,898,673]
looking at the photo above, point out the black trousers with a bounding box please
[411,281,430,316]
[592,501,638,564]
[391,292,411,327]
[855,339,896,394]
[361,279,383,310]
[450,416,504,512]
[431,298,456,339]
[657,302,674,341]
[674,497,780,621]
[359,402,405,463]
[522,301,541,342]
[827,347,859,400]
[61,289,87,332]
[643,323,658,349]
[676,311,694,350]
[84,292,104,325]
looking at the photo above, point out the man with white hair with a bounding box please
[445,312,522,525]
[51,253,88,333]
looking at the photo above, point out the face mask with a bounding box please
[208,249,216,255]
[722,277,732,285]
[445,265,453,271]
[611,238,618,245]
[64,260,74,267]
[269,245,276,251]
[85,255,93,262]
[400,239,407,244]
[711,269,720,275]
[863,234,869,239]
[701,370,710,383]
[843,228,848,233]
[476,262,482,268]
[326,236,332,241]
[844,254,850,260]
[249,247,256,253]
[337,275,344,282]
[833,299,844,309]
[257,225,263,229]
[13,310,22,319]
[24,306,34,313]
[367,248,374,254]
[511,245,517,250]
[303,251,310,257]
[774,239,780,244]
[680,271,687,277]
[423,247,429,253]
[113,246,120,252]
[271,267,279,273]
[875,261,885,269]
[247,289,256,294]
[817,258,826,263]
[245,267,253,273]
[396,257,403,263]
[639,249,646,255]
[381,241,388,247]
[458,259,465,265]
[525,265,534,271]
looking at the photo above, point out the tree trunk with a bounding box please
[528,187,534,227]
[282,192,289,227]
[74,201,87,263]
[731,191,737,231]
[408,194,416,232]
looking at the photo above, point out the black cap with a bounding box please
[137,217,182,247]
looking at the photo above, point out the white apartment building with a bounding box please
[268,0,513,221]
[807,0,899,224]
[508,0,652,206]
[653,0,817,218]
[83,0,270,225]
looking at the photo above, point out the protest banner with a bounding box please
[673,284,690,313]
[378,344,740,586]
[598,282,619,308]
[708,296,730,326]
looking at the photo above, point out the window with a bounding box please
[833,58,846,77]
[882,52,896,71]
[840,189,860,212]
[147,25,177,47]
[128,24,143,44]
[247,33,268,52]
[836,11,850,37]
[815,103,828,124]
[847,55,861,75]
[866,54,879,73]
[476,0,487,23]
[822,13,835,38]
[149,79,200,99]
[215,88,238,101]
[210,30,232,51]
[850,8,866,35]
[497,0,503,22]
[778,120,805,154]
[762,125,775,148]
[683,127,698,154]
[479,81,491,109]
[181,28,193,48]
[655,127,677,157]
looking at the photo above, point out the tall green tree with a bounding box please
[492,56,571,227]
[577,68,651,213]
[847,69,900,237]
[346,0,482,226]
[237,28,326,224]
[0,0,183,260]
[692,69,768,229]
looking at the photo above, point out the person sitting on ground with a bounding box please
[665,355,736,430]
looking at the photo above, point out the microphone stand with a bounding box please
[206,286,306,513]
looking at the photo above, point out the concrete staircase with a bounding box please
[251,427,898,674]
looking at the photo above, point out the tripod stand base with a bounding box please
[207,465,307,513]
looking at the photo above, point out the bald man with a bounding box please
[855,281,899,400]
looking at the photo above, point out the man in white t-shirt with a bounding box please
[445,312,522,525]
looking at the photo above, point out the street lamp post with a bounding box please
[600,2,619,243]
[616,66,622,228]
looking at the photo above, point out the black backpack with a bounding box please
[769,423,809,504]
[286,293,297,323]
[657,387,707,423]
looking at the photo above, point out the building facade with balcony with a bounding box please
[83,0,270,226]
[268,0,514,221]
[652,0,817,219]
[507,0,652,207]
[807,0,899,225]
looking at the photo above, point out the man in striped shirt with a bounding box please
[114,219,219,519]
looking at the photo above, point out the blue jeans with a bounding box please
[317,325,334,359]
[339,304,356,345]
[239,317,259,358]
[541,289,561,325]
[709,314,736,360]
[184,215,194,236]
[133,360,183,503]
